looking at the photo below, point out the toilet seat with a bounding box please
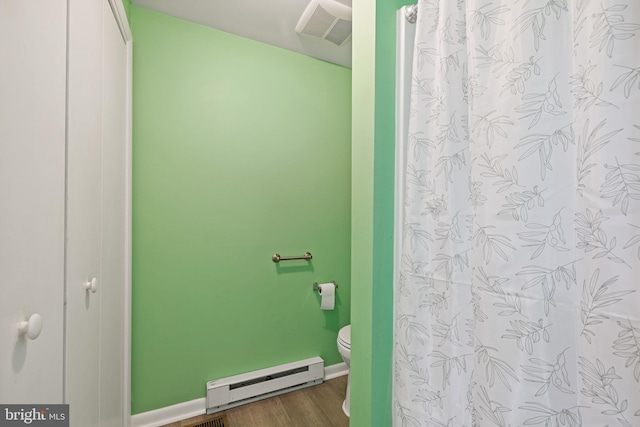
[338,325,351,349]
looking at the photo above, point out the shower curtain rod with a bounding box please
[405,4,417,23]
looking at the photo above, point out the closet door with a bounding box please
[100,2,127,425]
[67,1,128,425]
[66,0,104,424]
[0,0,67,403]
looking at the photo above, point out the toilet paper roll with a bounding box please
[318,282,335,310]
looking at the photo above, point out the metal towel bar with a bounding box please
[272,252,312,263]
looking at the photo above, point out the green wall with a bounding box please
[349,0,375,425]
[351,0,413,425]
[121,0,130,21]
[372,0,414,424]
[131,6,352,414]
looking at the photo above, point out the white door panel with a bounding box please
[0,1,130,420]
[0,0,67,404]
[65,0,104,425]
[100,2,127,425]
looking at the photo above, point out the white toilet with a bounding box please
[337,324,351,417]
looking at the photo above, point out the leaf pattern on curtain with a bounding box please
[394,1,640,426]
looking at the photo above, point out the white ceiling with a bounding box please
[131,0,352,68]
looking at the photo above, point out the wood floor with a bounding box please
[161,376,349,427]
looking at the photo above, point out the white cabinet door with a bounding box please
[100,2,127,426]
[0,0,67,403]
[65,0,104,425]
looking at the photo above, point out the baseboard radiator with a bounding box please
[206,356,325,414]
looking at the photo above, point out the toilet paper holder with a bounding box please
[313,281,338,292]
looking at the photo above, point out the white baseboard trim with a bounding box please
[131,397,206,427]
[130,362,349,427]
[324,362,349,380]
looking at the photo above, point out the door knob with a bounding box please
[84,277,98,293]
[18,313,43,340]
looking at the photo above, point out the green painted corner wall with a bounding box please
[130,6,352,414]
[372,1,415,425]
[350,0,375,425]
[351,0,413,425]
[121,0,131,21]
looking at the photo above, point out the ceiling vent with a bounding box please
[295,0,352,46]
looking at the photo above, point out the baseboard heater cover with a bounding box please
[206,356,325,414]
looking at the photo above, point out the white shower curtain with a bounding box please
[394,1,640,426]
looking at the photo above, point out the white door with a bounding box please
[66,1,128,425]
[100,1,128,425]
[65,0,104,424]
[0,0,67,403]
